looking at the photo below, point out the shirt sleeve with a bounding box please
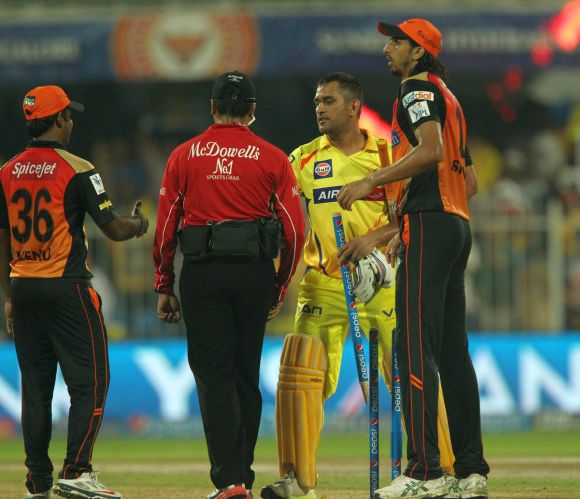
[272,154,305,303]
[75,170,116,227]
[399,80,443,130]
[288,147,302,192]
[153,153,184,294]
[0,181,9,230]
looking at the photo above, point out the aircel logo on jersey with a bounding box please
[188,141,260,160]
[313,159,333,179]
[408,101,431,123]
[402,91,434,109]
[11,161,56,179]
[313,185,342,204]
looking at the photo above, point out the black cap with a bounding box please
[211,71,256,102]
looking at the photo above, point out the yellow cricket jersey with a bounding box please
[289,130,389,279]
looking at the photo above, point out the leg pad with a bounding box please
[276,334,327,491]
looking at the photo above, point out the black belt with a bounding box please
[179,218,281,261]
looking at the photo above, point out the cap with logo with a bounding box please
[212,71,256,102]
[23,85,84,121]
[377,18,442,57]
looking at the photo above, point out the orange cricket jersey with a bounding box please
[0,141,116,278]
[389,72,473,220]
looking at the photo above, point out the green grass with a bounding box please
[1,431,578,461]
[1,431,579,498]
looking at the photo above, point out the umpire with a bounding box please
[0,85,148,499]
[153,71,305,499]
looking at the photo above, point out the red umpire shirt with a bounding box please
[153,123,305,302]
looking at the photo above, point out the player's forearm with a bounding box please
[367,224,400,247]
[100,215,145,241]
[368,143,441,188]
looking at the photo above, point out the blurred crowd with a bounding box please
[0,82,579,339]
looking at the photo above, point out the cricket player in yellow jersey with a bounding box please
[261,73,454,499]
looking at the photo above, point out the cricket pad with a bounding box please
[276,334,327,491]
[437,387,456,475]
[381,351,455,475]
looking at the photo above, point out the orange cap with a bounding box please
[378,18,442,57]
[23,85,84,121]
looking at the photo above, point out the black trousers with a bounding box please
[12,278,109,494]
[179,258,275,490]
[395,212,489,480]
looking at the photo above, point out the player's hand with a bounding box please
[268,301,283,321]
[4,299,12,336]
[337,178,374,211]
[338,233,375,263]
[157,293,181,324]
[132,200,149,238]
[386,233,401,267]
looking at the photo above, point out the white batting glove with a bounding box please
[353,248,395,303]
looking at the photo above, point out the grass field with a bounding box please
[1,431,579,498]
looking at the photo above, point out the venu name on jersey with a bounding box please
[313,185,342,204]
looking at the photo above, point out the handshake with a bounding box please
[353,248,395,303]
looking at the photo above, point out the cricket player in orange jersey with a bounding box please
[338,19,489,499]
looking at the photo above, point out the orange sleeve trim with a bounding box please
[88,287,101,312]
[300,150,318,170]
[402,214,410,246]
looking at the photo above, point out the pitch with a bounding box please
[1,431,579,498]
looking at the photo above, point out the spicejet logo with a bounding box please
[12,161,56,179]
[313,185,342,204]
[313,159,333,179]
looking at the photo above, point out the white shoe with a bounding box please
[444,474,487,498]
[260,472,316,499]
[374,474,448,498]
[24,491,51,498]
[52,472,121,499]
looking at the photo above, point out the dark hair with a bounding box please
[407,39,449,82]
[317,72,364,107]
[25,112,59,138]
[214,99,253,119]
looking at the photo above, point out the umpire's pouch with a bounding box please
[180,218,281,261]
[179,226,211,261]
[259,217,282,259]
[211,220,261,258]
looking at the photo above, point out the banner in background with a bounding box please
[0,335,578,427]
[0,10,577,83]
[111,12,260,80]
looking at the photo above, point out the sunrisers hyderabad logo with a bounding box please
[113,12,260,80]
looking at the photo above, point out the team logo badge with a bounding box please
[89,173,105,195]
[391,130,400,147]
[408,101,431,123]
[313,159,333,179]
